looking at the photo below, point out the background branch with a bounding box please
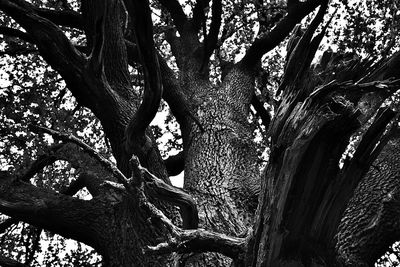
[0,26,33,42]
[0,218,18,234]
[200,0,222,72]
[191,0,210,33]
[158,0,188,34]
[36,8,83,29]
[0,255,29,267]
[28,124,130,188]
[0,172,103,249]
[240,0,323,68]
[251,95,271,130]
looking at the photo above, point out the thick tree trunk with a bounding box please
[98,198,176,267]
[180,67,260,265]
[245,15,400,265]
[337,138,400,266]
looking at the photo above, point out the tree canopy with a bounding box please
[1,0,400,266]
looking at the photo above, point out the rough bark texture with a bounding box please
[181,65,261,265]
[2,0,400,266]
[337,138,400,266]
[0,0,177,266]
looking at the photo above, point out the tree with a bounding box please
[0,0,400,266]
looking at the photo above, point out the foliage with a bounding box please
[0,0,400,265]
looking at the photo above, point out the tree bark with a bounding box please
[337,138,400,266]
[246,15,400,266]
[178,64,260,265]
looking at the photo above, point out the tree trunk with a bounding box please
[179,66,260,265]
[246,14,400,265]
[337,138,400,266]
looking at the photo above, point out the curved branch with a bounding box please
[20,144,64,181]
[28,124,130,188]
[81,0,131,89]
[366,51,400,82]
[137,183,246,260]
[0,0,86,97]
[87,6,106,74]
[351,108,397,168]
[124,0,163,151]
[240,0,323,69]
[0,172,106,250]
[139,164,198,229]
[61,173,103,197]
[145,228,246,259]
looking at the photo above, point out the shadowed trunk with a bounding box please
[337,137,400,266]
[2,0,400,266]
[246,18,400,267]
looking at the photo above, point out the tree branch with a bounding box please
[124,0,163,152]
[0,218,18,234]
[0,0,86,98]
[29,124,199,229]
[87,5,106,74]
[61,173,103,197]
[346,108,397,172]
[28,125,239,258]
[80,0,132,98]
[164,151,184,176]
[28,124,130,188]
[252,94,271,130]
[316,108,397,240]
[0,46,37,57]
[200,0,222,71]
[138,191,246,260]
[19,144,64,181]
[366,51,400,82]
[191,0,210,33]
[279,0,329,92]
[0,172,106,250]
[0,26,32,42]
[158,56,205,132]
[158,0,188,34]
[240,0,324,68]
[138,163,198,229]
[36,8,83,29]
[145,228,246,259]
[0,255,29,267]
